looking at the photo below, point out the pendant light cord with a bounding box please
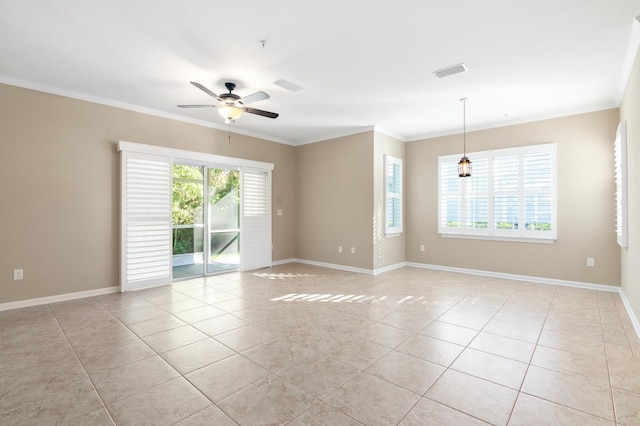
[462,98,467,156]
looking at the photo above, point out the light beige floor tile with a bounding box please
[366,350,445,395]
[160,338,235,374]
[89,355,180,404]
[191,313,249,337]
[437,310,492,330]
[482,318,541,343]
[425,369,517,425]
[289,402,363,425]
[354,322,414,348]
[141,325,208,353]
[538,328,606,359]
[451,348,528,389]
[531,345,609,384]
[397,334,465,367]
[314,336,391,370]
[324,372,421,426]
[605,342,634,360]
[509,393,614,426]
[107,377,211,425]
[608,356,640,394]
[377,311,434,333]
[68,408,115,426]
[612,387,640,425]
[214,323,277,352]
[172,305,227,323]
[77,337,156,373]
[175,405,238,425]
[469,332,535,363]
[244,340,358,396]
[218,375,317,425]
[3,265,640,426]
[521,365,614,420]
[185,354,269,402]
[139,291,191,306]
[1,375,104,426]
[125,314,187,337]
[399,397,490,425]
[492,307,547,328]
[419,320,479,346]
[110,305,167,325]
[159,299,208,314]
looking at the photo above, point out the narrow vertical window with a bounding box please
[385,155,403,235]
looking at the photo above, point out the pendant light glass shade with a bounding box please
[458,98,471,177]
[458,156,471,177]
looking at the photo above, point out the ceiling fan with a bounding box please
[178,81,279,124]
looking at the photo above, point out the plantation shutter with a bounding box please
[385,155,403,235]
[615,121,628,248]
[240,168,272,271]
[120,152,172,291]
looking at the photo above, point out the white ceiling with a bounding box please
[2,1,639,145]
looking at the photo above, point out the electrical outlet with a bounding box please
[277,209,283,216]
[338,246,343,254]
[351,247,355,254]
[420,244,425,252]
[587,258,595,267]
[13,269,23,280]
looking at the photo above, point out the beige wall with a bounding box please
[295,132,374,269]
[620,46,640,321]
[406,109,621,286]
[373,132,405,269]
[0,84,296,303]
[0,82,629,305]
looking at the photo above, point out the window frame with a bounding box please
[384,154,403,235]
[438,143,557,243]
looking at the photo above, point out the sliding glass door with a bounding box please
[171,164,240,279]
[207,168,240,273]
[172,164,205,279]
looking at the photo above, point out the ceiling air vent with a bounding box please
[433,63,468,78]
[274,79,304,92]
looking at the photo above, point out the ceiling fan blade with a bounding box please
[242,107,279,119]
[177,104,217,108]
[190,81,220,100]
[241,91,269,105]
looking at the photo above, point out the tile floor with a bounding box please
[2,264,640,425]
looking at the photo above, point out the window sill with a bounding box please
[440,233,556,244]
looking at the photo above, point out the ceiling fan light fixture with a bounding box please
[218,105,242,123]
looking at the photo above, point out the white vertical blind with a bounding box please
[240,169,272,271]
[615,121,628,248]
[120,152,172,291]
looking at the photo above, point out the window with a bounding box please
[438,143,556,242]
[385,155,403,235]
[614,121,628,248]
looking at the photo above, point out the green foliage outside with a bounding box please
[172,165,239,255]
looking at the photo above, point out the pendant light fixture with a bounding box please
[458,97,472,177]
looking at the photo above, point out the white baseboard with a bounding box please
[292,258,374,275]
[405,262,620,293]
[271,258,297,266]
[619,289,640,343]
[0,286,120,312]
